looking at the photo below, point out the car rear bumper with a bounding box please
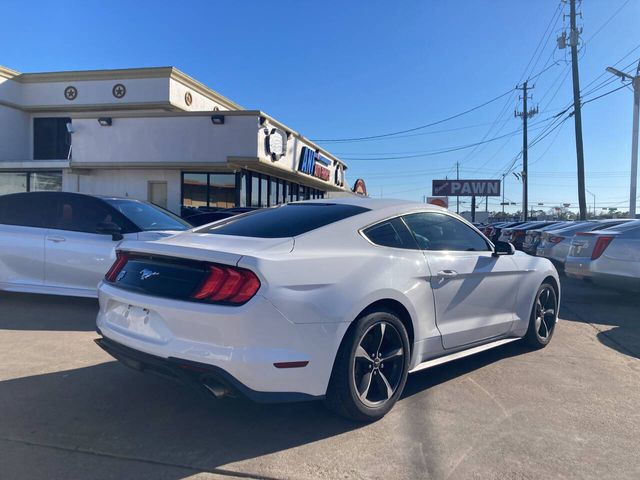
[95,334,321,402]
[96,282,349,400]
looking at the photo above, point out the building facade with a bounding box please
[0,65,353,215]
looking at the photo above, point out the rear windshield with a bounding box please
[195,203,370,238]
[602,220,640,232]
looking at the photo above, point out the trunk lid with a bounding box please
[118,232,295,266]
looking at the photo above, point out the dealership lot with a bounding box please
[1,278,639,480]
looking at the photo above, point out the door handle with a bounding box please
[46,236,66,243]
[437,269,458,278]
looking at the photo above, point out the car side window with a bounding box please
[51,196,127,234]
[0,193,46,228]
[362,217,418,249]
[402,212,491,252]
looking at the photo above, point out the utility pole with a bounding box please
[606,60,640,218]
[501,173,506,214]
[456,161,460,214]
[515,81,538,221]
[568,0,587,220]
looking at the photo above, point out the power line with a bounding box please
[310,88,515,142]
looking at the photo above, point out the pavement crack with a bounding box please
[0,436,284,480]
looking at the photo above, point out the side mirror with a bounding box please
[96,222,123,241]
[493,241,515,257]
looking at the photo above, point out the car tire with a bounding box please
[325,309,410,422]
[524,282,558,348]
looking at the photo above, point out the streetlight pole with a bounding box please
[606,61,640,219]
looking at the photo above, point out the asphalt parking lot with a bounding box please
[1,278,639,480]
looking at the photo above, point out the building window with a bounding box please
[182,173,208,208]
[0,171,62,195]
[0,172,28,195]
[250,174,260,207]
[260,176,268,207]
[31,171,63,192]
[33,118,71,160]
[209,174,235,208]
[181,172,237,214]
[269,178,278,207]
[239,170,325,208]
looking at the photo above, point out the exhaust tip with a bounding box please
[202,379,231,399]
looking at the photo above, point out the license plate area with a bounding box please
[105,302,171,343]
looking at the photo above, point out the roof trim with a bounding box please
[8,65,242,111]
[0,65,20,79]
[13,66,175,83]
[170,67,243,110]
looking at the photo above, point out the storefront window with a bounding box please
[269,178,278,207]
[251,175,260,207]
[31,171,62,192]
[182,173,208,208]
[209,173,235,208]
[0,171,62,195]
[0,173,28,195]
[260,176,268,207]
[238,170,326,208]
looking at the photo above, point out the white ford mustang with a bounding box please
[95,198,560,421]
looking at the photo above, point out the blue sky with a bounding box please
[2,0,639,213]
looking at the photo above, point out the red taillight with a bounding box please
[548,235,565,244]
[105,251,129,282]
[191,265,260,304]
[591,236,614,260]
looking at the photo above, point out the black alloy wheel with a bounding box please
[525,283,558,347]
[325,309,410,422]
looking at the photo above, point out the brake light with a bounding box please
[591,236,614,260]
[191,265,260,304]
[105,251,129,282]
[548,236,565,244]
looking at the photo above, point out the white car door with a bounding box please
[44,194,135,294]
[402,212,520,349]
[0,193,49,289]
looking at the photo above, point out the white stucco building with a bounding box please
[0,65,356,215]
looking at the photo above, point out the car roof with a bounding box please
[0,191,135,202]
[302,197,433,210]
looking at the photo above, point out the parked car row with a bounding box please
[481,218,640,292]
[2,192,561,421]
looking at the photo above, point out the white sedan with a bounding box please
[95,199,560,421]
[0,192,190,298]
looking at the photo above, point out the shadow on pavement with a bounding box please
[402,339,531,399]
[0,338,536,478]
[0,292,98,332]
[0,360,360,478]
[559,277,640,359]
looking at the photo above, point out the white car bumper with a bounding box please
[96,282,349,401]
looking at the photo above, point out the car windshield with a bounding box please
[195,203,370,238]
[104,199,191,232]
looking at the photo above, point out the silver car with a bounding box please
[565,220,640,292]
[537,220,629,269]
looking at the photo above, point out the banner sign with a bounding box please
[432,179,501,196]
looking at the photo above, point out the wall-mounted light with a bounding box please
[98,117,112,127]
[211,115,225,125]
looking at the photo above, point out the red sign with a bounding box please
[314,164,330,181]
